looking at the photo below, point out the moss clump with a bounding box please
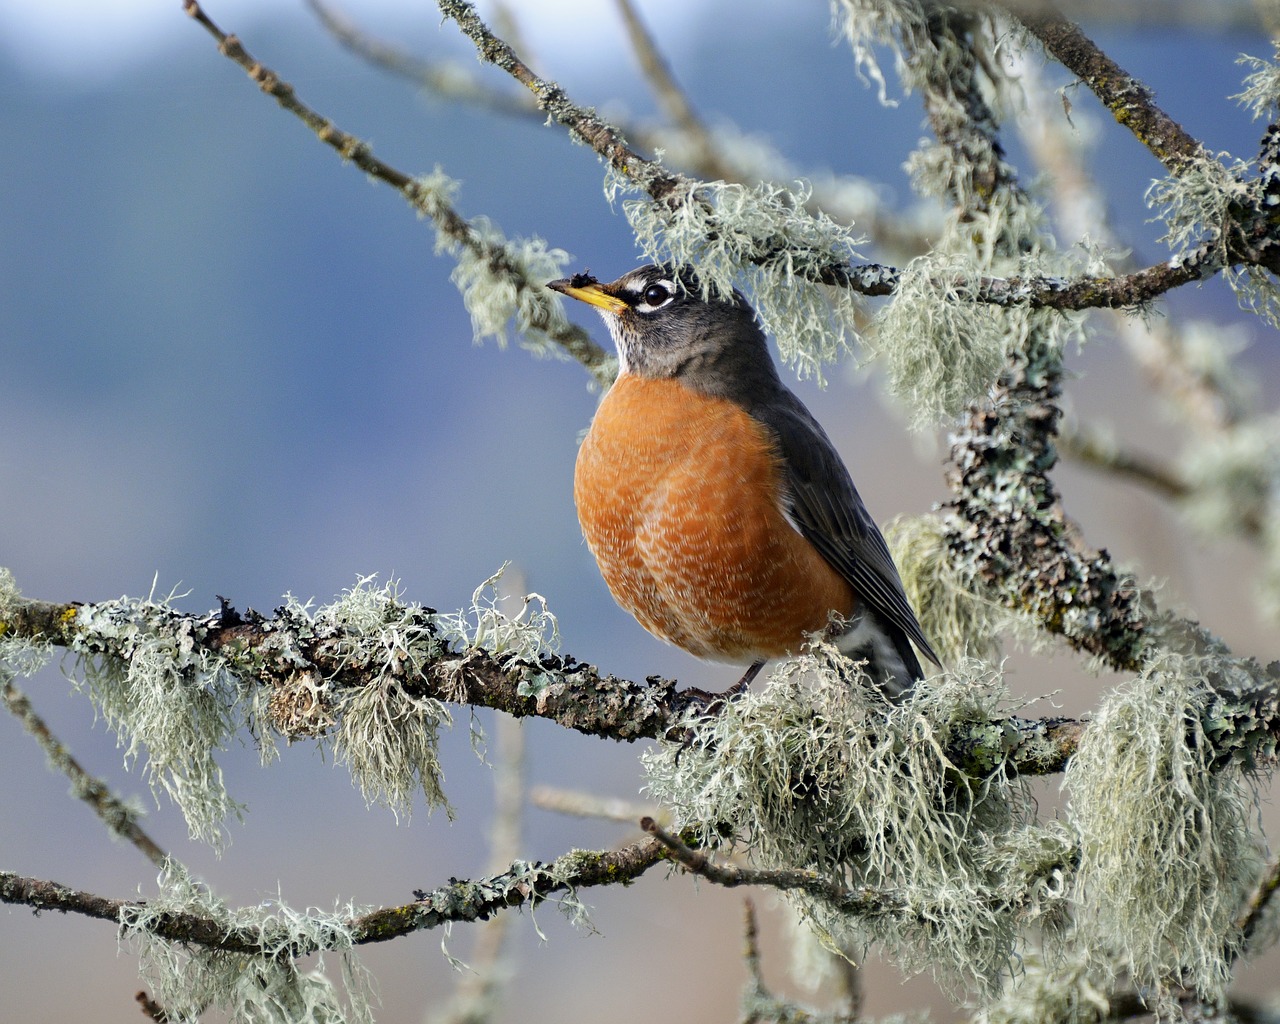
[1066,652,1264,1000]
[645,652,1069,991]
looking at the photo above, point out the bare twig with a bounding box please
[529,784,659,824]
[2,675,168,867]
[434,0,687,203]
[738,899,858,1024]
[1056,424,1194,502]
[611,0,733,181]
[305,0,538,119]
[1235,855,1280,949]
[432,715,524,1024]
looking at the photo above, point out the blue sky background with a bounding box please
[1,2,1277,1022]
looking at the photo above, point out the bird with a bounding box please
[548,264,939,698]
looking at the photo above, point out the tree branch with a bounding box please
[1015,4,1209,174]
[432,0,1228,309]
[305,0,539,120]
[640,818,904,918]
[1,675,168,868]
[182,0,614,386]
[0,587,1088,777]
[611,0,734,182]
[0,837,671,955]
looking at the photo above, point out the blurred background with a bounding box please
[1,1,1277,1021]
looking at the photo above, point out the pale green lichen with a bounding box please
[435,566,561,697]
[122,864,373,1024]
[644,652,1069,991]
[976,949,1111,1024]
[1148,154,1280,326]
[415,167,573,354]
[280,571,558,818]
[609,172,865,382]
[867,251,1012,427]
[883,514,1003,665]
[872,147,1083,428]
[828,0,930,106]
[70,583,245,848]
[299,576,453,819]
[0,570,52,678]
[1066,652,1264,999]
[1146,155,1251,260]
[1235,44,1280,122]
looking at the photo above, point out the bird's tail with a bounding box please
[835,611,924,702]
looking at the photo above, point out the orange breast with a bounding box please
[574,374,855,663]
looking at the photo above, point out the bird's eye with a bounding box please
[642,283,671,306]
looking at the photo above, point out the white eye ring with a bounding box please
[634,279,676,313]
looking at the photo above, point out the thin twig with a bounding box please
[1,675,168,867]
[305,0,538,119]
[1057,425,1193,502]
[432,715,524,1024]
[182,0,613,385]
[529,784,659,824]
[611,0,732,180]
[0,836,671,954]
[434,0,687,203]
[1016,3,1209,174]
[1235,855,1280,949]
[639,818,903,917]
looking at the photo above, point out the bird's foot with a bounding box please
[673,661,762,719]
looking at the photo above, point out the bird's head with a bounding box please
[548,264,775,392]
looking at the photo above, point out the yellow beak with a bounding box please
[547,277,629,315]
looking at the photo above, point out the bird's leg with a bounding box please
[676,660,764,712]
[725,660,764,697]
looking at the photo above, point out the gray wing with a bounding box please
[752,390,941,670]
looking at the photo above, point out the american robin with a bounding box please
[548,265,939,697]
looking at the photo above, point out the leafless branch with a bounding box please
[432,715,525,1024]
[611,0,733,181]
[2,675,169,868]
[1235,855,1280,950]
[305,0,538,119]
[1056,424,1194,502]
[529,785,660,824]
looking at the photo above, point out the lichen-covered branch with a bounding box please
[0,836,670,955]
[433,0,1228,313]
[0,872,270,954]
[0,580,1087,779]
[641,817,905,918]
[182,0,613,385]
[349,837,669,944]
[1015,4,1209,174]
